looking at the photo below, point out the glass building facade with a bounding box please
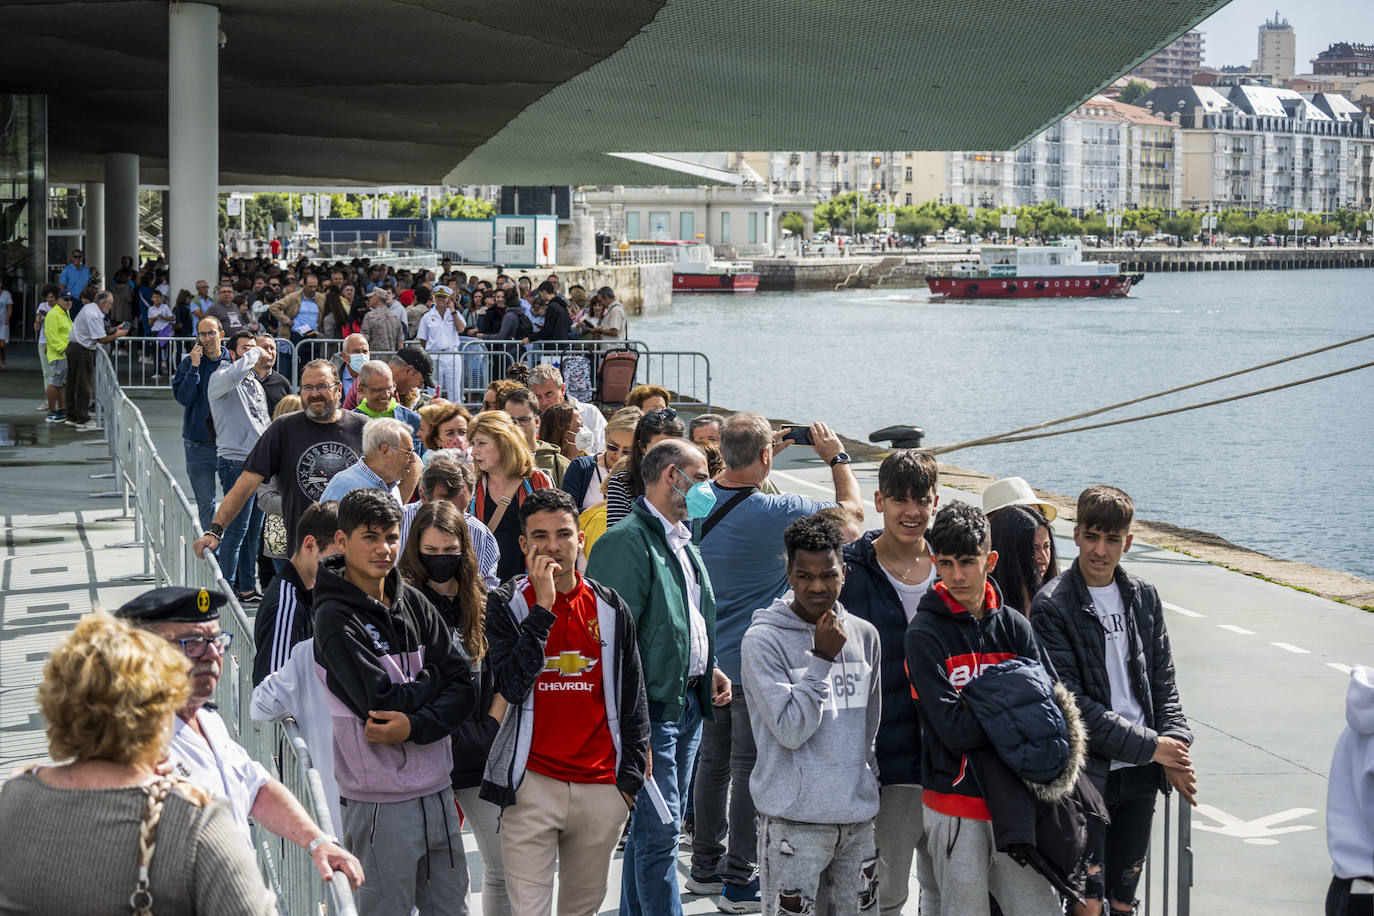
[0,95,47,341]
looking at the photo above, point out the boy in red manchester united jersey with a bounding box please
[479,488,649,916]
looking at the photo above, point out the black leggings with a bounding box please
[1328,877,1374,916]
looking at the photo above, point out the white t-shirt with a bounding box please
[169,707,272,848]
[582,460,609,509]
[600,301,628,339]
[1087,582,1146,768]
[148,301,175,333]
[882,562,937,623]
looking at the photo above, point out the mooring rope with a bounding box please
[922,333,1374,456]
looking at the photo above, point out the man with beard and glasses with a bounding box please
[114,586,365,893]
[195,360,366,561]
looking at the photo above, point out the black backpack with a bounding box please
[513,311,533,339]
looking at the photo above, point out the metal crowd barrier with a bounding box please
[1142,791,1193,916]
[92,347,356,916]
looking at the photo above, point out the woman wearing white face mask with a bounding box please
[396,500,510,916]
[558,406,641,512]
[538,402,589,463]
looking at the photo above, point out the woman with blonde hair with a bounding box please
[467,410,552,580]
[0,611,277,915]
[560,406,641,511]
[420,401,472,453]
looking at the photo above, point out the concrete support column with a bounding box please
[84,182,105,285]
[168,2,219,298]
[104,154,140,286]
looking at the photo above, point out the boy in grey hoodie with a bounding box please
[742,513,883,916]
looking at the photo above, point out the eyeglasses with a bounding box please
[197,330,220,338]
[72,254,83,260]
[169,632,232,658]
[300,383,337,393]
[604,442,627,455]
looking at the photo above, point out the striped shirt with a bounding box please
[399,500,501,591]
[251,562,313,686]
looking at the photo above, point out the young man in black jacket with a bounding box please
[314,489,477,916]
[839,449,939,916]
[479,487,650,916]
[252,500,339,686]
[1030,486,1195,916]
[905,500,1062,916]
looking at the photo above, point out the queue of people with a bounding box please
[13,254,1209,916]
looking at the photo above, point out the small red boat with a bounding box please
[927,240,1141,299]
[627,240,760,293]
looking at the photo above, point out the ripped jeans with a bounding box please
[758,815,878,916]
[1085,764,1159,908]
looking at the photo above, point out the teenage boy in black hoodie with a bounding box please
[314,489,477,916]
[839,449,939,916]
[905,500,1061,916]
[1031,486,1194,916]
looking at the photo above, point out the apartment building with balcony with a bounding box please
[1132,30,1205,87]
[1139,85,1374,212]
[906,97,1181,213]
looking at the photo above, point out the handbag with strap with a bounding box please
[129,776,185,915]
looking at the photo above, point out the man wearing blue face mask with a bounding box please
[333,333,370,405]
[585,438,733,916]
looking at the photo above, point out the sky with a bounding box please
[1194,0,1374,69]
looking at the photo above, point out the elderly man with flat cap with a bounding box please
[116,585,364,891]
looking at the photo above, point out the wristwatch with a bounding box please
[308,834,339,855]
[828,452,851,467]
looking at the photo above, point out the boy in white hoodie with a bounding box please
[742,512,882,916]
[1327,665,1374,916]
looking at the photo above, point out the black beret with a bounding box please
[114,586,227,623]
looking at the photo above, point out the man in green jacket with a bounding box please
[586,438,732,916]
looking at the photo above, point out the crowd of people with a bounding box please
[5,250,1215,916]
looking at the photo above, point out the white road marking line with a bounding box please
[1162,601,1204,618]
[1218,624,1255,635]
[1270,642,1310,655]
[768,470,832,494]
[1328,663,1354,674]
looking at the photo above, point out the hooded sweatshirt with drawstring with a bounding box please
[313,554,476,804]
[741,595,882,825]
[1327,665,1374,880]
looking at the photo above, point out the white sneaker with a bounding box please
[66,420,100,431]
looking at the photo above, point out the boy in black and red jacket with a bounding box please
[904,500,1061,916]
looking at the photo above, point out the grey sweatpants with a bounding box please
[922,808,1061,916]
[758,815,878,916]
[340,787,470,916]
[872,784,938,916]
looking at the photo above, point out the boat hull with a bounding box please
[927,274,1133,298]
[673,272,760,293]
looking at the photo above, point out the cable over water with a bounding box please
[922,332,1374,456]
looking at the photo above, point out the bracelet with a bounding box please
[205,522,225,539]
[307,834,339,855]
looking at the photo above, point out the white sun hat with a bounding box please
[982,476,1057,523]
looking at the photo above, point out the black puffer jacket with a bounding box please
[839,531,925,785]
[1030,561,1192,787]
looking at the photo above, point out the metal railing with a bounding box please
[92,347,356,916]
[1142,791,1193,916]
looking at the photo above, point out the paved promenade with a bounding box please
[0,352,1364,913]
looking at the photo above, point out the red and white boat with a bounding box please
[628,240,760,293]
[927,240,1141,298]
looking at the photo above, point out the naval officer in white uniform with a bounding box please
[116,586,364,892]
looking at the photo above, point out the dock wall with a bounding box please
[754,245,1374,291]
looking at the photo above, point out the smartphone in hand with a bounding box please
[782,425,813,447]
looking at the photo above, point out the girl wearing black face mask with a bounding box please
[396,499,512,915]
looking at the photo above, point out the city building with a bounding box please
[907,97,1182,213]
[1255,13,1296,81]
[579,154,815,254]
[1312,43,1374,79]
[1132,31,1205,87]
[1138,84,1374,212]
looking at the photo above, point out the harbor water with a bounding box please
[632,269,1374,581]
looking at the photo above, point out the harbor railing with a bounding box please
[91,347,357,916]
[113,333,711,412]
[1142,790,1193,916]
